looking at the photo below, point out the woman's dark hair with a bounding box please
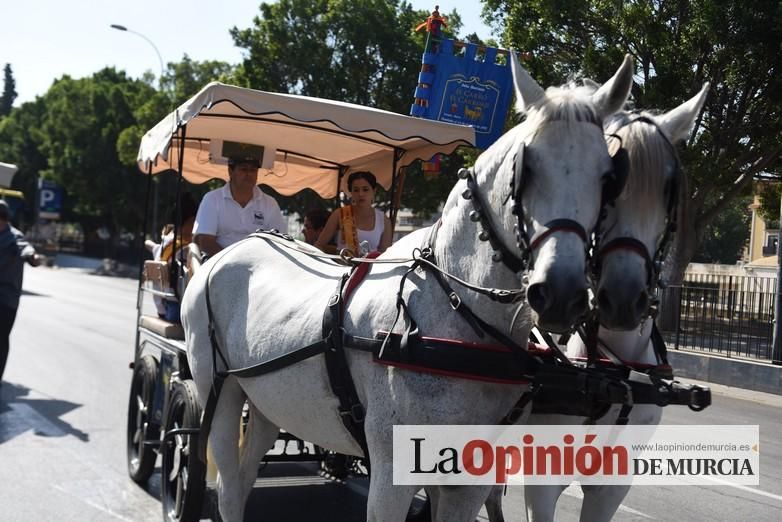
[347,171,377,191]
[168,192,198,223]
[305,208,330,230]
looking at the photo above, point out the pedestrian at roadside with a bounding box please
[0,200,43,383]
[193,144,284,257]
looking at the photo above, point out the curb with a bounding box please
[669,350,782,396]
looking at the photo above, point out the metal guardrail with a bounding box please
[658,273,777,360]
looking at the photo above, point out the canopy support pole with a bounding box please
[170,125,187,300]
[137,163,154,298]
[336,167,346,208]
[388,149,404,236]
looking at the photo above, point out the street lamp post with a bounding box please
[110,24,165,87]
[110,24,164,239]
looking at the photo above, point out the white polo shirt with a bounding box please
[193,184,285,248]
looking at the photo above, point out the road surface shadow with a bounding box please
[0,381,89,443]
[139,460,371,521]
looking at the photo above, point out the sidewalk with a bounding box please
[676,376,782,408]
[50,253,137,277]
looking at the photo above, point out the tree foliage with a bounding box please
[230,0,471,215]
[692,196,751,264]
[0,57,235,241]
[0,99,47,226]
[36,69,153,235]
[0,63,16,117]
[484,0,782,277]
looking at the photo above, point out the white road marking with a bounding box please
[562,483,655,519]
[700,475,782,504]
[50,484,134,521]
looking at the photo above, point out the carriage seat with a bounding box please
[139,314,185,340]
[143,260,170,290]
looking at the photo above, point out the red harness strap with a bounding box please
[342,251,381,305]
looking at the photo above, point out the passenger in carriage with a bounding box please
[301,208,330,245]
[314,171,392,255]
[192,149,285,257]
[149,193,198,318]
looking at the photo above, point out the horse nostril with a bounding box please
[635,292,649,317]
[527,283,549,313]
[570,289,589,317]
[597,288,612,314]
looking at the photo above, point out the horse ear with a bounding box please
[653,82,710,144]
[583,78,600,90]
[511,50,545,113]
[591,54,634,119]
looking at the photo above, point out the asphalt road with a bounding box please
[0,265,780,521]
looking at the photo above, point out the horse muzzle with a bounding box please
[526,272,589,333]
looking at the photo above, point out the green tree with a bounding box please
[37,69,154,240]
[693,196,751,263]
[0,63,17,117]
[0,99,48,226]
[163,54,237,107]
[484,0,782,281]
[229,0,472,216]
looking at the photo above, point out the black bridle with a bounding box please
[458,150,595,275]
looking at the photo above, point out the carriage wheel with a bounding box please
[126,355,159,484]
[161,379,206,522]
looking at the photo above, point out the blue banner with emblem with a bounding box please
[411,39,514,150]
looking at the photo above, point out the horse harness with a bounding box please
[197,224,709,464]
[196,119,694,460]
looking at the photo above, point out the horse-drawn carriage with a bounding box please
[126,81,476,521]
[127,52,713,522]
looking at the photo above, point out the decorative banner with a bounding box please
[411,39,514,150]
[39,179,63,220]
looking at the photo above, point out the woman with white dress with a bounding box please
[315,171,392,255]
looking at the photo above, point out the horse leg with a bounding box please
[485,485,506,522]
[432,485,493,522]
[210,378,275,522]
[524,485,566,522]
[578,484,630,522]
[235,403,280,514]
[365,461,419,522]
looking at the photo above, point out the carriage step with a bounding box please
[263,453,324,463]
[276,431,302,442]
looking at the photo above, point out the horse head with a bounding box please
[593,83,710,330]
[466,52,634,333]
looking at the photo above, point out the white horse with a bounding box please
[518,83,710,522]
[182,53,634,522]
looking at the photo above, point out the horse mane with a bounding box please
[471,83,603,188]
[604,111,678,212]
[525,84,603,131]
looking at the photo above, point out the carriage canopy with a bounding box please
[136,82,475,199]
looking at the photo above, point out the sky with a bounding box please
[1,1,495,106]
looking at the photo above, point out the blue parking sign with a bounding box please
[39,179,63,220]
